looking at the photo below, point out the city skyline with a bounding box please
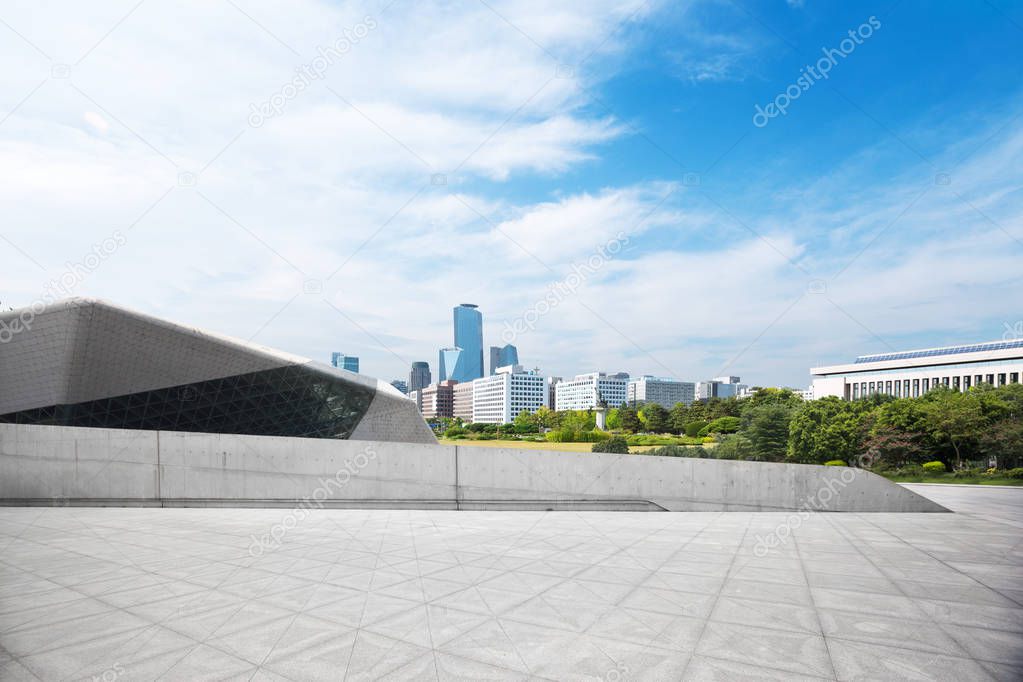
[2,2,1021,390]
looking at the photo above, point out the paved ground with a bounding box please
[1,488,1021,681]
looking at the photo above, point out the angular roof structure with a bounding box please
[0,298,435,444]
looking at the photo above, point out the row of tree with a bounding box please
[661,384,1022,469]
[435,384,1023,469]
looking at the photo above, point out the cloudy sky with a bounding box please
[2,0,1022,388]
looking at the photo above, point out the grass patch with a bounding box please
[876,472,1023,486]
[438,438,714,454]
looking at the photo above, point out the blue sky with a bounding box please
[2,0,1022,387]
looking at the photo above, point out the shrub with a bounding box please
[684,421,709,438]
[592,436,629,454]
[713,435,753,460]
[953,467,983,479]
[1006,467,1023,479]
[546,428,574,443]
[824,460,847,467]
[922,461,946,473]
[701,436,715,444]
[444,427,466,438]
[576,430,611,443]
[896,463,924,477]
[645,444,689,457]
[706,416,742,434]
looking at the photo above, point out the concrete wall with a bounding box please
[0,423,947,512]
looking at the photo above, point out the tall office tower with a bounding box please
[330,352,359,373]
[438,347,463,382]
[488,343,519,374]
[390,379,408,395]
[452,303,483,381]
[408,361,431,393]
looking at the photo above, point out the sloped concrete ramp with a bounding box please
[0,423,947,512]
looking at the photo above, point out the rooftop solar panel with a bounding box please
[854,339,1023,363]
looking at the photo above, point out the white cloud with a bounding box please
[0,0,1020,390]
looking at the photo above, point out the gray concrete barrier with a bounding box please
[0,423,947,512]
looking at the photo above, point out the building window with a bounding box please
[963,376,971,389]
[952,376,960,391]
[999,373,1007,386]
[853,384,860,400]
[1011,373,1019,384]
[885,381,892,395]
[922,378,929,392]
[912,379,920,397]
[986,374,995,385]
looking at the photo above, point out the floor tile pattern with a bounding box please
[1,485,1020,680]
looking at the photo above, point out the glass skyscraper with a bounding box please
[331,352,359,373]
[451,304,483,381]
[489,343,519,374]
[408,361,431,393]
[438,347,463,382]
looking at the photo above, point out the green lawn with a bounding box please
[876,472,1023,486]
[438,438,715,454]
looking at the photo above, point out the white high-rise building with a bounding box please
[627,376,695,407]
[554,372,628,411]
[471,365,548,424]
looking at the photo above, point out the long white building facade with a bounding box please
[811,339,1023,400]
[471,365,548,424]
[555,372,628,411]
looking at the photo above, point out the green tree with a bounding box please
[618,406,641,433]
[743,404,793,462]
[513,410,537,428]
[669,402,689,434]
[862,427,929,468]
[920,389,985,469]
[787,397,868,464]
[978,418,1023,468]
[605,408,622,430]
[741,387,802,412]
[533,405,555,429]
[562,410,596,432]
[685,401,707,424]
[639,403,670,433]
[705,397,741,420]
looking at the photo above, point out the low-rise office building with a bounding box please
[472,365,547,424]
[555,372,628,411]
[811,339,1023,400]
[627,376,695,407]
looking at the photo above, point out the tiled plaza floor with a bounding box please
[1,487,1021,681]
